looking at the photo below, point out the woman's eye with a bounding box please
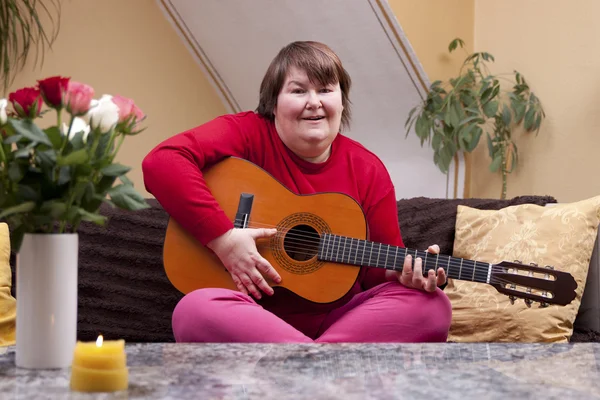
[320,88,332,93]
[292,89,305,94]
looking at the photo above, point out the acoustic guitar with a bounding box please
[163,157,577,307]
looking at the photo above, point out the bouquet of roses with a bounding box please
[0,76,149,251]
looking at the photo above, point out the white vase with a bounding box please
[15,233,78,369]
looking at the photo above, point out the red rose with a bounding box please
[9,87,43,118]
[37,76,70,108]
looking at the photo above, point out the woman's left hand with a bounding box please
[395,244,447,292]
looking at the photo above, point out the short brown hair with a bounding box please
[256,41,352,131]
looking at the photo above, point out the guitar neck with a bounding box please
[318,234,492,284]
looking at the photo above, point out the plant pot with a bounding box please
[15,233,78,369]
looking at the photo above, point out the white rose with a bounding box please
[84,95,119,133]
[62,117,91,142]
[0,99,7,125]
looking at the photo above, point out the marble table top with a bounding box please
[1,342,599,399]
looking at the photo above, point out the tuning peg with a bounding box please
[509,295,516,305]
[514,259,522,264]
[545,265,554,270]
[530,262,538,267]
[539,302,549,308]
[524,299,533,308]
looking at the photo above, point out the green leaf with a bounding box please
[37,149,57,169]
[415,114,430,141]
[486,133,494,157]
[524,107,536,130]
[8,119,52,146]
[70,131,86,151]
[8,162,25,182]
[3,133,23,144]
[483,101,499,118]
[40,201,67,218]
[18,184,39,201]
[107,184,150,211]
[489,154,502,172]
[76,208,107,225]
[44,126,62,149]
[448,38,465,52]
[511,99,526,124]
[0,201,35,219]
[501,104,512,127]
[101,163,131,177]
[58,148,89,166]
[58,166,71,185]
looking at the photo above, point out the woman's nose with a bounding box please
[305,91,322,109]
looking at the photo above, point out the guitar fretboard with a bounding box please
[318,234,491,284]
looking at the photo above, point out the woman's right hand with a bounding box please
[206,228,281,299]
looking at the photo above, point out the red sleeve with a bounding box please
[361,186,405,290]
[142,112,257,245]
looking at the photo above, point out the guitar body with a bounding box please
[163,157,368,304]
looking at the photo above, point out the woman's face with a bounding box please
[274,66,343,163]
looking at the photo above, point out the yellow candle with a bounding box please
[70,335,128,392]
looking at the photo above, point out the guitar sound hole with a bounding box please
[283,224,320,262]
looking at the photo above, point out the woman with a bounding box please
[142,41,452,343]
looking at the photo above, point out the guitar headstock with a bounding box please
[490,261,577,307]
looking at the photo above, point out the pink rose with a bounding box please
[64,81,94,116]
[112,95,145,132]
[9,87,42,118]
[37,76,70,108]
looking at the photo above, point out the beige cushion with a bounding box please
[0,223,15,346]
[446,195,600,343]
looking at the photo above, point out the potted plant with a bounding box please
[405,38,546,199]
[0,76,149,369]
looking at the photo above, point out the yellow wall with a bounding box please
[3,0,226,197]
[471,0,600,202]
[388,0,475,82]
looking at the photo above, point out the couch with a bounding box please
[9,195,600,343]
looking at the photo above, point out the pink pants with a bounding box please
[172,281,452,343]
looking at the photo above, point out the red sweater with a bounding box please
[142,111,404,310]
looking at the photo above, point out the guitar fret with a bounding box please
[386,245,391,269]
[376,243,382,268]
[393,247,399,271]
[361,240,365,266]
[472,261,476,281]
[369,242,374,267]
[459,258,464,279]
[343,237,348,264]
[446,255,451,273]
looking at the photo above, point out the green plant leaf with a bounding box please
[415,114,430,141]
[501,104,512,127]
[448,38,464,52]
[483,101,499,118]
[489,154,502,172]
[76,207,107,225]
[524,107,536,130]
[58,148,88,166]
[107,184,149,211]
[0,201,35,219]
[486,133,494,157]
[101,163,131,177]
[40,200,67,218]
[44,126,62,149]
[8,162,25,182]
[9,119,52,146]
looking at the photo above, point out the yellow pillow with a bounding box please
[0,222,15,346]
[446,195,600,343]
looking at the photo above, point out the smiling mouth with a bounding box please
[303,116,325,121]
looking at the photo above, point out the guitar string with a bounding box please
[236,218,553,276]
[233,221,556,296]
